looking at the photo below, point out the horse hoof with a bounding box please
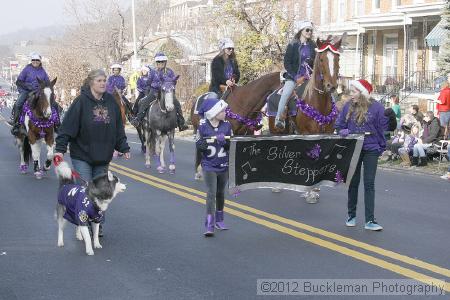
[44,160,52,171]
[35,171,43,179]
[19,165,28,174]
[194,173,202,181]
[157,166,165,174]
[145,163,151,169]
[141,146,146,153]
[169,165,175,174]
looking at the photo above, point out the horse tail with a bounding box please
[23,137,32,165]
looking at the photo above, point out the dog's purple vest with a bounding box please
[58,184,104,226]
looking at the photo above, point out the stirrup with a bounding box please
[275,119,285,129]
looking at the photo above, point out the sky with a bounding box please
[0,0,132,36]
[0,0,67,35]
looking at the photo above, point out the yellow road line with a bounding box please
[109,165,450,292]
[111,162,450,279]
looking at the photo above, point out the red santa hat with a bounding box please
[350,79,373,98]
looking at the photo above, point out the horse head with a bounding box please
[314,33,346,93]
[34,77,57,119]
[160,75,179,112]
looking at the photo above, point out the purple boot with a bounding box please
[204,214,215,237]
[215,211,229,230]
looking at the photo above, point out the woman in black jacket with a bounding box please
[209,38,240,98]
[275,20,316,129]
[55,69,131,236]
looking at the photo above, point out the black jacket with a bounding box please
[55,87,130,165]
[421,117,441,144]
[284,40,316,81]
[209,54,240,94]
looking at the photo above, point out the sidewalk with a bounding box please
[378,158,448,177]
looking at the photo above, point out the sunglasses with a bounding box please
[226,48,234,51]
[304,28,313,33]
[31,59,41,62]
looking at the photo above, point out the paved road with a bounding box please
[0,107,449,299]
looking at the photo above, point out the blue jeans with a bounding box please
[275,80,296,121]
[16,92,28,111]
[71,159,109,184]
[413,143,432,157]
[348,150,379,223]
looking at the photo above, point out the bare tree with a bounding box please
[63,0,164,67]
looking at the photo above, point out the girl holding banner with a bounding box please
[335,79,389,231]
[195,95,233,237]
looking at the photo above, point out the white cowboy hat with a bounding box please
[110,63,122,69]
[30,52,42,61]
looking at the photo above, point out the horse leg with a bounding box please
[30,139,43,179]
[168,130,176,174]
[44,134,54,171]
[138,126,146,153]
[156,133,167,174]
[17,137,28,174]
[144,129,152,168]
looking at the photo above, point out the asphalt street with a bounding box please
[0,105,449,299]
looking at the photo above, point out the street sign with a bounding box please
[9,61,19,70]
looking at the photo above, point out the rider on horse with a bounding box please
[209,38,240,99]
[106,63,126,94]
[131,52,188,131]
[132,65,151,116]
[9,53,54,135]
[275,20,316,129]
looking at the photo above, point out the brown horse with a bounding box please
[269,34,345,134]
[268,34,346,201]
[16,77,58,179]
[191,72,281,179]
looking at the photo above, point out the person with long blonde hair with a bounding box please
[335,79,389,231]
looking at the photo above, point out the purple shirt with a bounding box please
[335,100,389,153]
[296,43,313,79]
[106,75,126,94]
[17,64,50,93]
[58,184,104,226]
[137,75,150,93]
[148,68,176,92]
[197,119,232,172]
[224,61,234,80]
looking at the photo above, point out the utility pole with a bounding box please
[132,0,139,68]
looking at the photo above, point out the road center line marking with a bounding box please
[110,164,450,290]
[110,162,450,278]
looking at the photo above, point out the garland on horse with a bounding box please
[16,77,59,179]
[191,72,281,179]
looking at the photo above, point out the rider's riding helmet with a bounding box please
[218,38,234,51]
[154,52,168,63]
[141,65,150,73]
[110,63,122,71]
[30,52,42,62]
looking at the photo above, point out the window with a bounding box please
[338,0,346,19]
[321,0,329,25]
[372,0,380,12]
[355,0,364,16]
[306,0,313,20]
[392,0,401,8]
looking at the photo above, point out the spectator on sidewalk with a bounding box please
[398,124,420,166]
[390,94,401,125]
[436,75,450,139]
[410,104,424,125]
[412,111,441,166]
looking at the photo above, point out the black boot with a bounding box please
[10,111,21,136]
[177,114,188,131]
[7,107,17,126]
[418,157,428,166]
[411,156,419,166]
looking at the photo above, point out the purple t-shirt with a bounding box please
[58,184,104,226]
[137,75,150,93]
[197,119,232,172]
[106,75,126,94]
[296,43,313,79]
[224,61,234,80]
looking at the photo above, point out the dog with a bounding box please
[55,160,126,255]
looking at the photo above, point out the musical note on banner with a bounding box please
[241,161,257,180]
[324,144,347,160]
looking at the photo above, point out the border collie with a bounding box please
[55,161,126,255]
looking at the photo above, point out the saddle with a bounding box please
[266,81,308,118]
